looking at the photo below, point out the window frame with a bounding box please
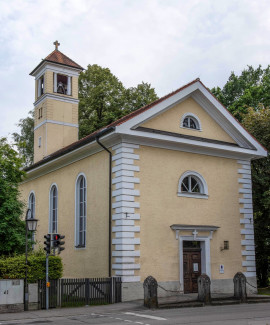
[28,191,36,246]
[178,171,208,199]
[49,184,58,233]
[180,113,202,131]
[53,72,72,96]
[75,173,87,249]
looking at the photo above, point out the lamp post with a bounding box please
[24,208,38,311]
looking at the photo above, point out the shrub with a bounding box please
[0,251,63,282]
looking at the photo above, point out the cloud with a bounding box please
[0,0,270,138]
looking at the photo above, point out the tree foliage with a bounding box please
[79,64,158,138]
[242,107,270,286]
[12,110,34,166]
[212,65,270,287]
[211,65,270,121]
[0,137,26,255]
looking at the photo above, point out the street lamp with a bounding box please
[24,208,38,311]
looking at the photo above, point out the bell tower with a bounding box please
[30,41,84,163]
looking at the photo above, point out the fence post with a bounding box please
[197,274,211,304]
[85,278,90,305]
[234,272,247,303]
[143,276,158,308]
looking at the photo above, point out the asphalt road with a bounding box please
[0,303,270,325]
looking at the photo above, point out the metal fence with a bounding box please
[38,277,122,309]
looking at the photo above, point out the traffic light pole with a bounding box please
[46,252,49,310]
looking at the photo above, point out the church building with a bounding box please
[19,42,267,301]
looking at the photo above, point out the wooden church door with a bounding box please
[183,248,201,293]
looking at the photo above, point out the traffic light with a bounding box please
[52,234,65,254]
[44,234,51,254]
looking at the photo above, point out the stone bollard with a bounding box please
[233,272,247,302]
[143,276,158,308]
[197,274,211,304]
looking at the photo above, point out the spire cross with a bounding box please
[53,40,60,50]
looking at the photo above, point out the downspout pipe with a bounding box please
[95,126,115,277]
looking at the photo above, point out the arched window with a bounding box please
[180,113,201,130]
[28,192,36,245]
[28,192,35,218]
[178,171,208,199]
[49,185,58,233]
[75,175,86,248]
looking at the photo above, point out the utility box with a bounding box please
[0,280,24,305]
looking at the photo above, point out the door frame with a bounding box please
[179,236,210,292]
[171,225,218,293]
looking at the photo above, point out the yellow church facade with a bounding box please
[19,44,267,301]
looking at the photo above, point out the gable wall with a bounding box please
[141,97,236,144]
[138,145,244,282]
[19,150,109,278]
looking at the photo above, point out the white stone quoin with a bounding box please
[112,143,140,283]
[238,159,256,278]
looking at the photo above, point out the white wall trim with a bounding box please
[34,93,79,106]
[34,119,78,131]
[238,160,256,278]
[112,142,140,282]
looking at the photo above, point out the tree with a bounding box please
[211,65,270,121]
[0,137,27,255]
[12,110,34,166]
[78,64,128,138]
[124,82,159,112]
[212,66,270,286]
[79,65,159,138]
[242,107,270,287]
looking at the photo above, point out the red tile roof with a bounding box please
[45,50,84,70]
[30,50,84,75]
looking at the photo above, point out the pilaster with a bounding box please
[111,143,140,283]
[238,159,256,278]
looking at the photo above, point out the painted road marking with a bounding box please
[125,312,167,321]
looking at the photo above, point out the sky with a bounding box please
[1,0,270,139]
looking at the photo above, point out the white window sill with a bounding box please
[180,126,202,132]
[177,192,209,199]
[75,245,86,250]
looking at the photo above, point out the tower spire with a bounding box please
[53,40,60,51]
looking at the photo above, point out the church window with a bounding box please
[49,185,58,233]
[38,107,43,119]
[54,73,72,95]
[178,171,208,199]
[28,192,35,219]
[28,192,36,245]
[75,175,86,248]
[180,113,201,131]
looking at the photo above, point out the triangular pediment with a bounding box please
[140,97,236,145]
[114,80,267,158]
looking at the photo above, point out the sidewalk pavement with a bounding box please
[0,300,146,322]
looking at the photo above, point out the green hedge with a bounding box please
[0,252,63,282]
